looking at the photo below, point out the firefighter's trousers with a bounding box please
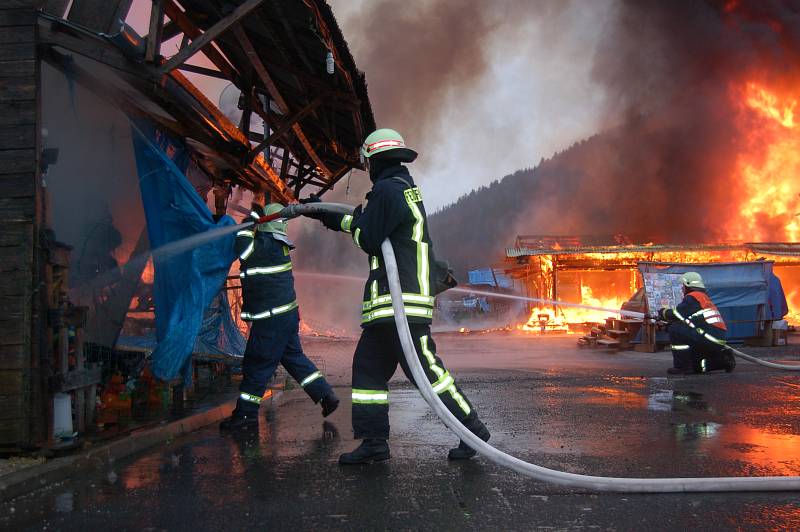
[235,310,332,416]
[351,322,483,439]
[668,321,728,372]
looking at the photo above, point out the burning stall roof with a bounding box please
[38,0,375,202]
[502,236,800,329]
[506,238,800,262]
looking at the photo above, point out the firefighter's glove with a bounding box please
[657,307,668,321]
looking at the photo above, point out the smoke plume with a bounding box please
[426,0,800,277]
[518,0,800,242]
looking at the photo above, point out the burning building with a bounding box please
[504,237,800,343]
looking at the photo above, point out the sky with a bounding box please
[125,0,614,211]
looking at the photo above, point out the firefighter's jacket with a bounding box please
[234,204,297,321]
[663,289,727,342]
[328,164,436,327]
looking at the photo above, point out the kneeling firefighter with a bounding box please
[220,189,339,430]
[307,128,491,464]
[658,272,736,375]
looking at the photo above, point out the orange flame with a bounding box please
[732,82,800,242]
[519,286,630,334]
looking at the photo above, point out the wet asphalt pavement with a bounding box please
[3,334,800,531]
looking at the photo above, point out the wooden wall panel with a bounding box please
[0,2,38,448]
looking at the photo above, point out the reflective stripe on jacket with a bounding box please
[235,203,297,321]
[685,291,727,331]
[329,165,436,327]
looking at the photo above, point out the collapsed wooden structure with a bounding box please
[0,0,374,449]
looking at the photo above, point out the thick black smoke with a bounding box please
[429,0,800,275]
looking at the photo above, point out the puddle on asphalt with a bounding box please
[570,382,709,412]
[543,378,800,474]
[674,422,800,475]
[648,390,709,412]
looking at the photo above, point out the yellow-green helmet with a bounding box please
[257,203,287,235]
[680,272,705,289]
[361,128,418,162]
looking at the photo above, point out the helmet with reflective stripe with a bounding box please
[361,128,418,162]
[257,202,288,235]
[680,271,705,289]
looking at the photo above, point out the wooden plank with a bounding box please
[0,265,32,299]
[0,76,35,101]
[0,59,34,77]
[0,26,35,44]
[0,343,25,370]
[159,0,266,74]
[233,25,332,179]
[0,248,29,271]
[163,1,240,83]
[0,418,25,445]
[176,63,228,80]
[248,97,322,161]
[0,126,34,150]
[0,41,35,61]
[145,0,166,63]
[56,366,101,392]
[0,394,24,419]
[67,0,132,33]
[0,102,35,127]
[38,24,151,79]
[0,223,31,246]
[0,149,36,175]
[0,369,24,390]
[0,9,36,26]
[40,0,71,17]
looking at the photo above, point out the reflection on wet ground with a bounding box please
[3,335,800,530]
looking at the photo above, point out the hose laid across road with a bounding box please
[726,345,800,371]
[287,202,800,491]
[381,240,800,492]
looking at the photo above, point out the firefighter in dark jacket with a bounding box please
[220,192,339,431]
[658,272,736,375]
[308,128,490,464]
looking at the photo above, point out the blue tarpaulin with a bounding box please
[638,261,783,342]
[130,121,242,381]
[766,272,789,320]
[468,268,513,288]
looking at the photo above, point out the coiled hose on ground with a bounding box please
[280,203,800,492]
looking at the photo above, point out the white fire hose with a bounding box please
[288,203,800,491]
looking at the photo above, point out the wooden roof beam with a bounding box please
[315,165,351,195]
[145,0,166,63]
[232,24,332,179]
[247,96,322,163]
[159,0,265,74]
[163,0,240,84]
[176,63,227,79]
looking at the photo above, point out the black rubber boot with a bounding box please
[667,367,694,375]
[321,391,340,417]
[338,439,390,465]
[219,413,258,432]
[448,418,490,460]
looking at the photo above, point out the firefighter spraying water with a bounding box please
[303,128,491,464]
[218,186,339,431]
